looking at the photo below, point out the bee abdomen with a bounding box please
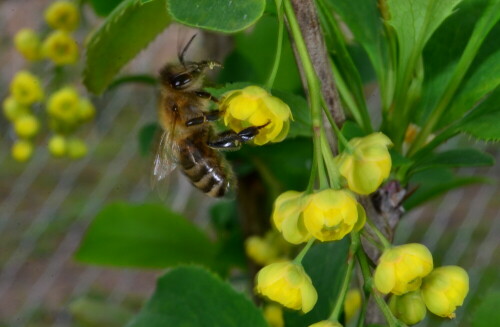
[179,143,233,198]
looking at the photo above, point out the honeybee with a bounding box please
[153,36,268,197]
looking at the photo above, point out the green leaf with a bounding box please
[410,148,494,174]
[87,0,126,16]
[285,240,349,326]
[472,291,500,327]
[457,86,500,141]
[138,122,160,156]
[167,0,265,33]
[404,168,489,209]
[84,0,171,94]
[75,203,216,269]
[126,266,267,327]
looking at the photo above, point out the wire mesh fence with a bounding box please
[0,1,499,326]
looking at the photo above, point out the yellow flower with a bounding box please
[245,231,288,265]
[421,266,469,318]
[14,28,41,61]
[47,87,80,124]
[12,140,34,162]
[309,321,343,327]
[10,71,44,105]
[302,189,366,242]
[45,0,79,31]
[220,86,292,145]
[337,133,392,195]
[389,291,427,325]
[42,30,78,65]
[67,138,87,159]
[14,114,40,138]
[48,135,67,157]
[77,98,96,122]
[2,96,31,122]
[344,289,362,323]
[263,304,284,327]
[256,261,317,313]
[272,191,311,244]
[374,243,433,295]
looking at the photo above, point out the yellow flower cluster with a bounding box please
[14,1,79,65]
[374,243,469,324]
[219,86,292,145]
[3,71,45,161]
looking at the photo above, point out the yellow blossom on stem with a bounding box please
[272,191,311,244]
[42,30,78,65]
[389,290,427,325]
[337,132,392,195]
[45,0,79,31]
[256,261,317,313]
[302,189,366,242]
[374,243,433,295]
[10,71,44,105]
[48,135,67,157]
[344,288,362,323]
[12,140,34,162]
[245,230,289,265]
[47,87,80,124]
[308,321,343,327]
[14,114,40,138]
[263,304,284,327]
[77,98,96,122]
[2,96,30,122]
[220,86,292,145]
[14,28,41,61]
[421,266,469,319]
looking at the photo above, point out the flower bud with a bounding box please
[389,291,427,325]
[221,86,292,145]
[421,266,469,318]
[337,133,392,195]
[14,28,41,61]
[45,0,79,31]
[48,135,67,157]
[256,261,317,313]
[308,321,343,327]
[77,98,96,122]
[245,231,288,266]
[272,191,311,244]
[10,71,44,105]
[344,289,362,322]
[42,30,78,65]
[47,87,80,124]
[12,140,33,162]
[374,243,433,295]
[67,138,87,159]
[263,304,284,327]
[14,114,40,138]
[2,96,30,122]
[303,189,366,242]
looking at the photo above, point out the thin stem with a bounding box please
[361,231,385,252]
[315,136,329,189]
[306,153,318,193]
[329,234,360,321]
[320,96,352,153]
[294,238,315,264]
[265,0,285,90]
[366,218,392,249]
[355,232,404,327]
[320,128,341,189]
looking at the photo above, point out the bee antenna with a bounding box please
[179,33,197,67]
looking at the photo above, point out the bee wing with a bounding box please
[151,130,179,186]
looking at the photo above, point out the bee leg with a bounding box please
[185,110,223,127]
[208,122,270,149]
[194,91,219,103]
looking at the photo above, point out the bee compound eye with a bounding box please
[171,73,191,89]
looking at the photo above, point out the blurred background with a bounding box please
[0,1,499,326]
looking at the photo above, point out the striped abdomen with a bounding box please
[178,136,234,197]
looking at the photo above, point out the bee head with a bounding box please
[159,61,222,90]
